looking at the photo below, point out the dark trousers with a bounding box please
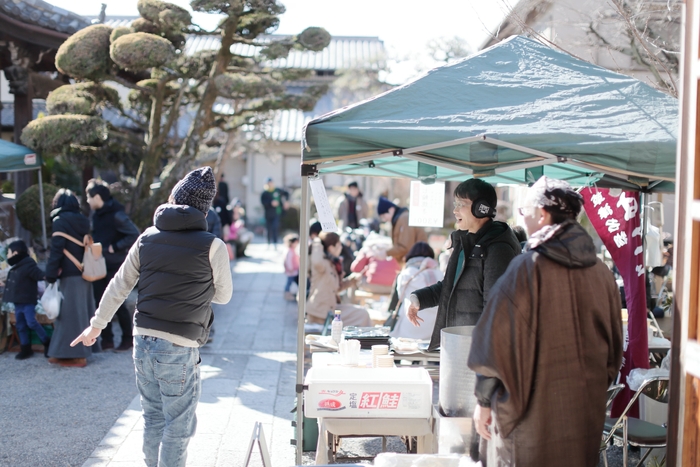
[14,303,47,345]
[265,216,280,245]
[93,269,132,345]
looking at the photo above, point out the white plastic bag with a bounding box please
[627,352,671,391]
[41,281,63,320]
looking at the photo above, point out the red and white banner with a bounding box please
[581,188,648,417]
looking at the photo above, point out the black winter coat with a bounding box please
[91,198,140,270]
[413,220,521,350]
[3,255,45,304]
[261,188,288,220]
[206,207,223,239]
[46,208,90,282]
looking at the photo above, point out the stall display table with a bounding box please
[317,418,433,464]
[305,353,434,464]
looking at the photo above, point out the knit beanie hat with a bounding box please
[171,167,217,214]
[377,196,397,215]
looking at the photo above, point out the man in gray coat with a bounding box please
[72,167,232,467]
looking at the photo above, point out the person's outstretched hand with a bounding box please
[406,303,423,326]
[71,326,101,347]
[474,405,492,440]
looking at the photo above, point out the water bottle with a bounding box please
[331,310,343,345]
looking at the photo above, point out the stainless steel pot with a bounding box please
[439,325,478,417]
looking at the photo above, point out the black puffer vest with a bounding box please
[134,205,216,345]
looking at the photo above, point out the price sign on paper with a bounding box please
[309,178,338,232]
[408,181,445,227]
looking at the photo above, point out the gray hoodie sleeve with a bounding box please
[210,238,232,304]
[91,240,141,329]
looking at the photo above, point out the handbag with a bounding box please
[41,281,63,320]
[52,231,107,282]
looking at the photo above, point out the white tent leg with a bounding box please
[295,174,311,464]
[37,168,47,249]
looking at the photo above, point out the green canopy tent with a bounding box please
[291,35,678,461]
[0,140,47,248]
[303,35,677,191]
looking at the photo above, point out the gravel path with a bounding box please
[0,347,137,467]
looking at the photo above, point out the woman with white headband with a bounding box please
[467,176,624,467]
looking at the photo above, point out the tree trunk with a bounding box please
[159,13,239,194]
[130,78,183,227]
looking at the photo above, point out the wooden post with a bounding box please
[5,64,34,241]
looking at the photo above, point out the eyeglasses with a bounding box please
[453,200,470,210]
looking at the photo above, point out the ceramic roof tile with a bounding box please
[0,0,89,34]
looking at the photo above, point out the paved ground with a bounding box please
[0,240,653,467]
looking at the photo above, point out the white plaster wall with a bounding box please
[524,0,674,91]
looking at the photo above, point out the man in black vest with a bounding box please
[86,179,140,351]
[72,167,233,467]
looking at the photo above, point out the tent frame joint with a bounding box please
[392,149,403,156]
[300,164,318,177]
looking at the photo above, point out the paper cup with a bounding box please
[372,344,389,368]
[376,355,394,368]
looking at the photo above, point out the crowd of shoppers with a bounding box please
[3,171,625,466]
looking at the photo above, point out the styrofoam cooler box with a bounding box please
[304,366,432,418]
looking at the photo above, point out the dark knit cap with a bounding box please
[377,196,397,215]
[8,240,28,255]
[171,167,217,214]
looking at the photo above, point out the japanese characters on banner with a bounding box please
[408,181,445,227]
[309,178,338,232]
[581,188,649,417]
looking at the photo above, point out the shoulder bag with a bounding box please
[52,231,107,282]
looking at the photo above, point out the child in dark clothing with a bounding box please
[3,240,48,359]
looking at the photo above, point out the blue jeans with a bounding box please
[133,336,201,467]
[284,275,299,292]
[14,303,47,345]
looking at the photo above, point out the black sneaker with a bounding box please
[101,340,115,350]
[43,337,51,358]
[115,341,133,352]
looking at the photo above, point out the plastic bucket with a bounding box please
[439,326,477,417]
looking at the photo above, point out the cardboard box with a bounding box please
[304,366,432,418]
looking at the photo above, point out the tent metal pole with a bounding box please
[481,136,560,160]
[295,174,311,465]
[400,153,474,174]
[319,153,388,169]
[493,158,557,174]
[37,168,47,249]
[399,135,484,153]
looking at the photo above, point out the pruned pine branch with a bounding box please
[110,75,155,96]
